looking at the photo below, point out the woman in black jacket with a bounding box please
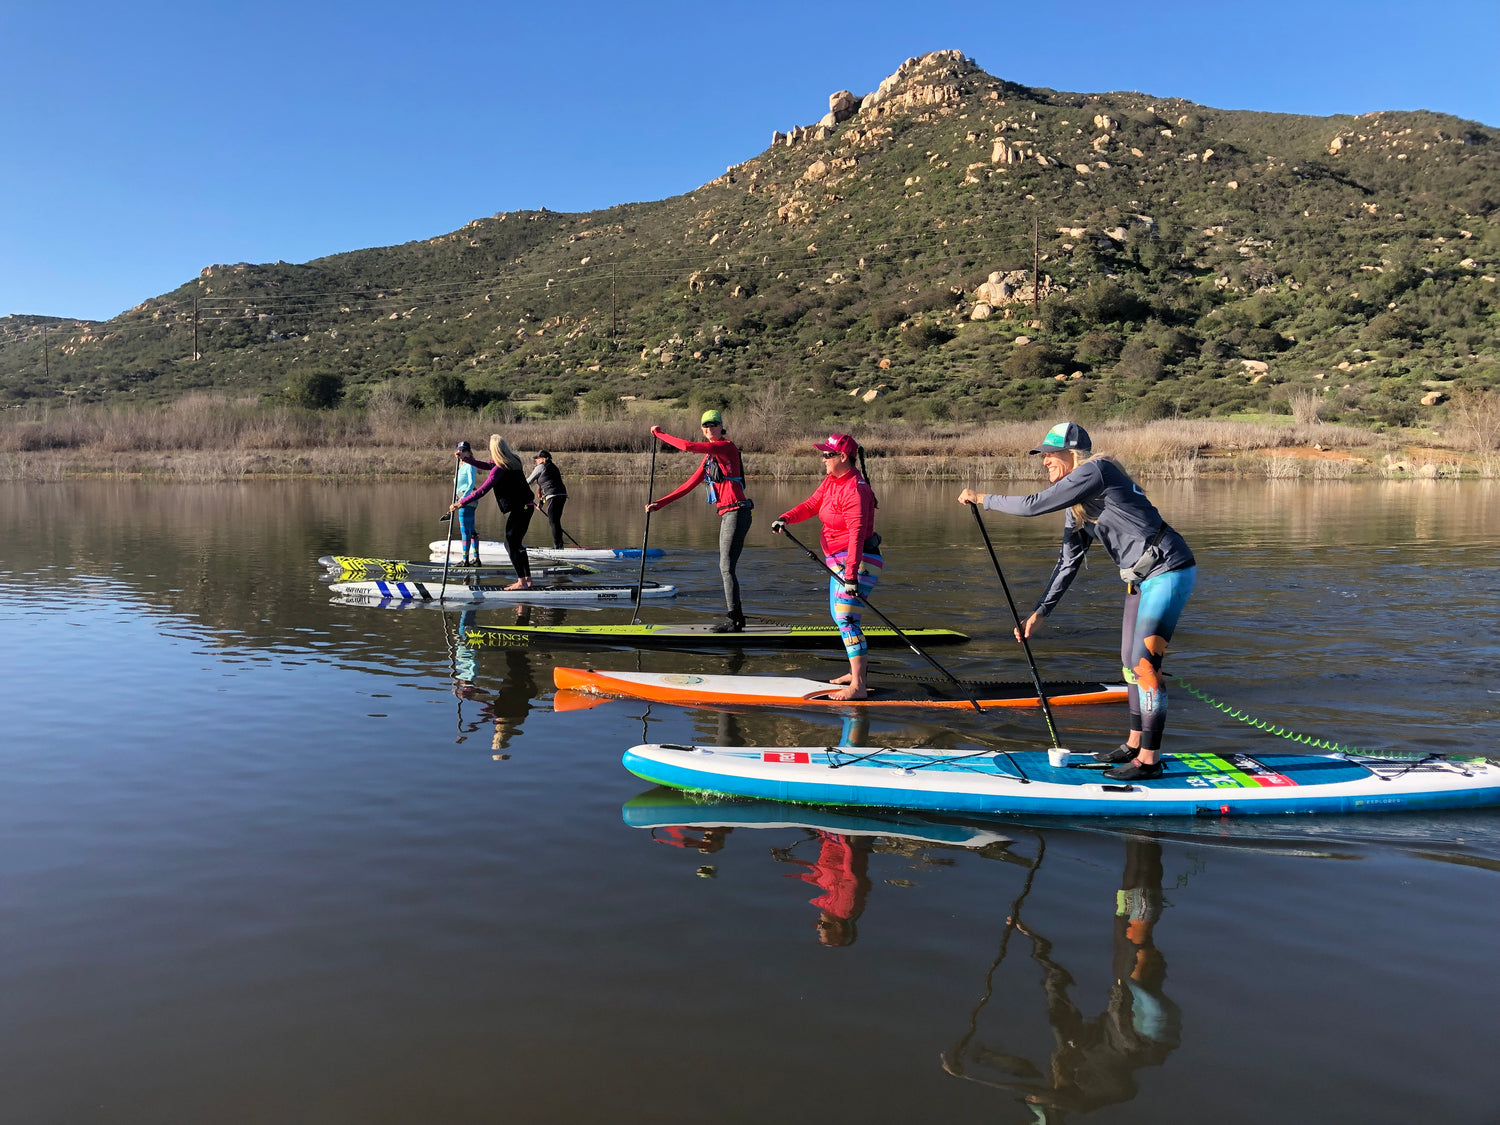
[449,434,536,589]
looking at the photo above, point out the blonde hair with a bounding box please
[1064,450,1133,527]
[489,434,522,472]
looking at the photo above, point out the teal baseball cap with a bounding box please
[1029,421,1091,454]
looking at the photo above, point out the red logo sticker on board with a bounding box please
[762,751,810,764]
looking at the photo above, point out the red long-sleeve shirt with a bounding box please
[778,470,876,581]
[650,427,750,515]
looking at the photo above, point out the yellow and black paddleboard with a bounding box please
[463,622,969,650]
[318,555,596,579]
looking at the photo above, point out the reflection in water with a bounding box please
[771,831,873,947]
[945,835,1180,1123]
[447,609,554,756]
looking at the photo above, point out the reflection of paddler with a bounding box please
[774,831,872,947]
[453,610,480,694]
[479,647,540,756]
[1014,838,1180,1119]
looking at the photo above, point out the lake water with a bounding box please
[2,477,1498,1124]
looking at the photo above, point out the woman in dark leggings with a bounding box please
[646,410,753,632]
[449,434,536,590]
[526,450,569,550]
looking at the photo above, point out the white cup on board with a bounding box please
[1047,748,1071,768]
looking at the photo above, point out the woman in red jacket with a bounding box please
[645,409,754,632]
[772,433,880,700]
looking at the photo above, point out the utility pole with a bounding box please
[192,298,199,360]
[42,323,49,378]
[1032,213,1041,318]
[610,263,618,347]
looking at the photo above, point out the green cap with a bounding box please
[1029,421,1091,454]
[700,409,724,425]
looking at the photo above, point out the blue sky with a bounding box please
[2,0,1495,321]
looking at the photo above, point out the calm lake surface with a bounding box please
[2,476,1498,1124]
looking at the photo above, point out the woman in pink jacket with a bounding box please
[772,433,880,700]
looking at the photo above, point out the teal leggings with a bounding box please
[1122,566,1195,751]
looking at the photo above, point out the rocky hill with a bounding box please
[2,50,1496,429]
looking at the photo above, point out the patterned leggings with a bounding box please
[456,506,477,557]
[1121,566,1196,751]
[826,551,883,658]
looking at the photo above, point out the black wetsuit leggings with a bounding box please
[506,506,534,580]
[540,495,567,550]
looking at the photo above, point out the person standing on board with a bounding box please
[772,433,880,701]
[527,450,569,550]
[450,440,481,565]
[449,435,536,590]
[958,422,1196,782]
[645,409,754,632]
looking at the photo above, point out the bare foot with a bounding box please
[826,685,868,701]
[505,579,533,591]
[829,673,854,685]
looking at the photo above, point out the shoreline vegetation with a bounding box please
[2,394,1497,483]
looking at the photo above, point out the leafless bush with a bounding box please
[1311,458,1355,480]
[1448,390,1500,452]
[1287,388,1323,425]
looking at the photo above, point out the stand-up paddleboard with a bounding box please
[427,541,663,562]
[330,580,678,605]
[622,789,1012,847]
[623,744,1500,817]
[463,622,969,650]
[554,666,1126,709]
[319,555,597,579]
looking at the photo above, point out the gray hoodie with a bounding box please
[983,458,1195,617]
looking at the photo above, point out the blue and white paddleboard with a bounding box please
[428,541,663,562]
[330,579,677,605]
[622,743,1500,817]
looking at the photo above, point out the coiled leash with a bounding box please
[1169,673,1371,755]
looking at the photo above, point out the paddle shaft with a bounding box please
[966,501,1062,746]
[631,438,658,623]
[439,458,461,603]
[778,525,983,713]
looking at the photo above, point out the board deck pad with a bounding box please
[427,541,662,562]
[553,666,1126,708]
[622,743,1500,817]
[462,622,969,649]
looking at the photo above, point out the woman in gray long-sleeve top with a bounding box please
[527,451,568,550]
[959,422,1196,782]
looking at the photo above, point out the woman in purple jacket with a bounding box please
[448,434,536,589]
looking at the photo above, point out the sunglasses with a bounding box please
[820,451,840,459]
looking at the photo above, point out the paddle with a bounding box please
[631,436,659,624]
[965,500,1063,749]
[438,456,461,603]
[775,524,983,713]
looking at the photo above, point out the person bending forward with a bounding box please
[959,422,1195,781]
